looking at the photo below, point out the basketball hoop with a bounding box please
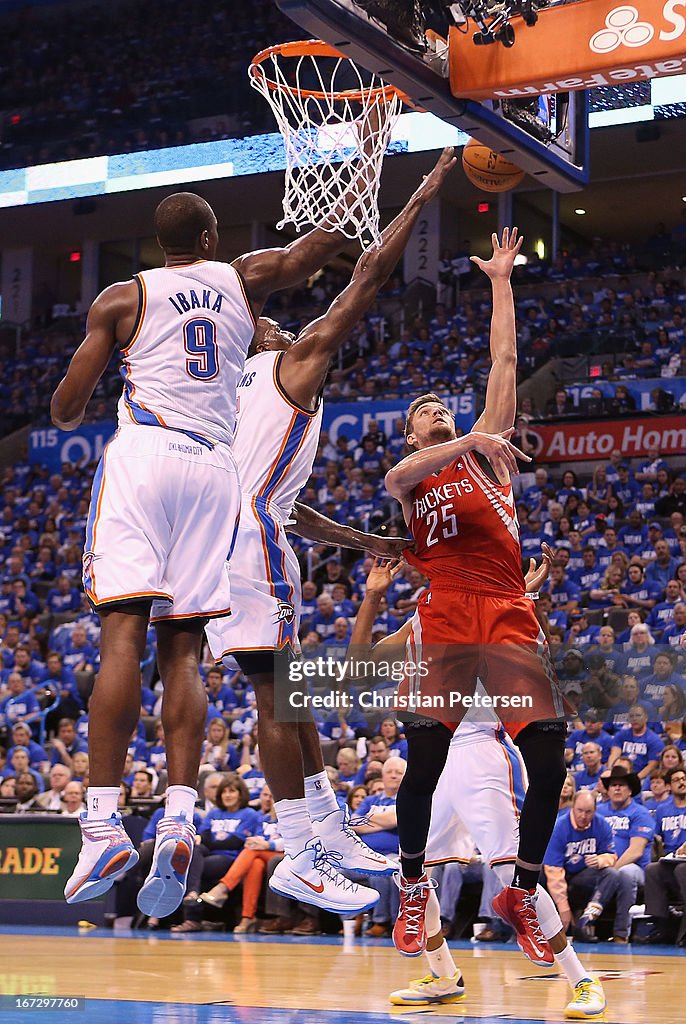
[249,40,404,246]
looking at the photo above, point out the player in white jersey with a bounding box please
[52,190,364,912]
[203,149,457,917]
[345,557,606,1019]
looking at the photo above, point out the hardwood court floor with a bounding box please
[0,927,682,1024]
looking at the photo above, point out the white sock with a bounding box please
[535,883,564,939]
[425,888,441,935]
[165,785,197,821]
[304,770,340,820]
[555,942,589,988]
[275,797,315,858]
[425,940,458,979]
[86,787,120,821]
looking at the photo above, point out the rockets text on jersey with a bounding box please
[405,449,525,596]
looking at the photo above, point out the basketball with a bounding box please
[461,139,525,192]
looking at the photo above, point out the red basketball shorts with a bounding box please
[398,585,568,739]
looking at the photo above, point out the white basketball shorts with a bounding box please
[205,494,301,659]
[426,727,528,867]
[83,423,240,621]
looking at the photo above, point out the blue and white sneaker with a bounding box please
[137,813,196,917]
[269,838,380,915]
[64,812,139,904]
[389,971,466,1006]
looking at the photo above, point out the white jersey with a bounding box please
[233,350,323,518]
[116,260,254,446]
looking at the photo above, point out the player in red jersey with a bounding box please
[384,228,567,965]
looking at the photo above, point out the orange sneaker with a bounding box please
[392,873,436,957]
[491,886,554,967]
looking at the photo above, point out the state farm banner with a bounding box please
[527,415,686,462]
[449,0,686,100]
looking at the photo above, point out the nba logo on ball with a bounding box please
[462,139,524,193]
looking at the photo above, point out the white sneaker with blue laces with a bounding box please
[313,806,396,875]
[269,838,380,914]
[64,812,139,904]
[137,813,196,917]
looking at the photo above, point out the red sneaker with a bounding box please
[392,873,435,957]
[491,886,554,967]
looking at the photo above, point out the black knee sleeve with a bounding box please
[515,722,567,867]
[396,723,451,862]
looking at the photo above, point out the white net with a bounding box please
[249,43,402,246]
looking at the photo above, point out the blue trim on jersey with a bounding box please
[177,428,214,450]
[497,726,526,813]
[227,512,240,562]
[84,455,105,552]
[120,365,161,427]
[260,412,309,501]
[254,499,296,645]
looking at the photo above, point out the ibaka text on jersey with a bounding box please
[413,478,474,520]
[168,288,224,315]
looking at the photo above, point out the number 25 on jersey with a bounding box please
[426,502,458,547]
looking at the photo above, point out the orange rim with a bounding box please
[249,39,406,105]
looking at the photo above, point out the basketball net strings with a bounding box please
[251,53,401,246]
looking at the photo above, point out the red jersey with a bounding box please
[405,449,525,597]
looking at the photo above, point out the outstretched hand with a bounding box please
[470,227,523,280]
[415,147,457,204]
[524,541,555,593]
[469,427,530,481]
[365,556,404,596]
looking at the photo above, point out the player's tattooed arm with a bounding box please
[289,503,412,558]
[51,281,136,430]
[470,227,522,436]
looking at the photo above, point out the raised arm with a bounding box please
[233,224,348,318]
[51,281,136,430]
[343,558,412,676]
[470,228,523,435]
[290,502,411,558]
[278,148,457,408]
[385,429,528,522]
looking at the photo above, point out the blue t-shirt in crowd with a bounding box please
[575,766,604,791]
[6,740,47,770]
[597,800,655,868]
[148,744,167,772]
[641,671,685,707]
[355,794,398,855]
[207,685,239,713]
[642,794,673,815]
[200,806,261,860]
[566,728,614,769]
[544,809,615,874]
[655,800,686,854]
[611,726,664,772]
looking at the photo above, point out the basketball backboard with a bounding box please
[275,0,590,191]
